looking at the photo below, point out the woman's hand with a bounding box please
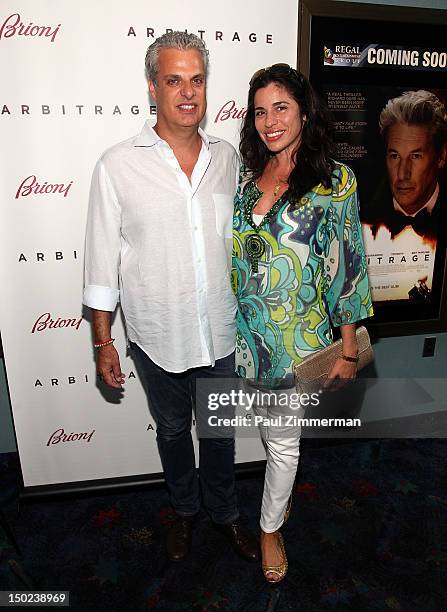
[324,357,357,391]
[323,323,358,390]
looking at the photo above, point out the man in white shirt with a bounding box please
[83,32,258,563]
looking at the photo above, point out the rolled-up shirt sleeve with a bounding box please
[83,159,121,311]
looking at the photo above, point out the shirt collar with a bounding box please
[199,128,221,149]
[133,120,220,149]
[393,183,439,217]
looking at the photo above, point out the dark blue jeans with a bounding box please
[130,342,238,524]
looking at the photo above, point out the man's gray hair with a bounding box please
[379,89,447,154]
[145,31,209,83]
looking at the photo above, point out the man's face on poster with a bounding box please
[386,122,446,215]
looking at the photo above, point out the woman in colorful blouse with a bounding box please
[232,64,373,582]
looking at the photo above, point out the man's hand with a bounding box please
[324,357,357,391]
[96,344,125,388]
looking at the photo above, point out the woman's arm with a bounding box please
[322,165,374,389]
[325,323,358,390]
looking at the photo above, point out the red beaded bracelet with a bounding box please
[94,338,115,349]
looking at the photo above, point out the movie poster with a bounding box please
[307,16,447,330]
[324,82,445,304]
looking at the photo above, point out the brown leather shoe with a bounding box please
[166,516,194,561]
[215,521,260,561]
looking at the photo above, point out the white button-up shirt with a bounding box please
[83,121,238,372]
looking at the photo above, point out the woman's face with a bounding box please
[253,82,305,156]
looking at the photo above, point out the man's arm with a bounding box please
[92,309,125,389]
[83,158,124,389]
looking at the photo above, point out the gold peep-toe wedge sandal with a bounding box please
[262,532,288,583]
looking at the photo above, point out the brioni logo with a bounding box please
[32,313,83,333]
[0,13,61,42]
[214,100,247,123]
[46,428,95,446]
[16,175,73,199]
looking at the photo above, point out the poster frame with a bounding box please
[298,0,447,338]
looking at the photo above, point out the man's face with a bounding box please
[386,123,446,214]
[148,48,206,133]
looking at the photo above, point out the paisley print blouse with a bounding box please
[232,162,374,386]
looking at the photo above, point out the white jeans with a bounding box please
[252,386,304,533]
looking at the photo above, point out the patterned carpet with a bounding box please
[0,439,446,611]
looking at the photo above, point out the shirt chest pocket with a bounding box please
[213,194,234,238]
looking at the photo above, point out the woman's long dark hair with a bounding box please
[240,65,335,206]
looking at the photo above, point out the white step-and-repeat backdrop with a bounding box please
[0,0,298,488]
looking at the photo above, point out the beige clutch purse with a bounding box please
[294,326,373,394]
